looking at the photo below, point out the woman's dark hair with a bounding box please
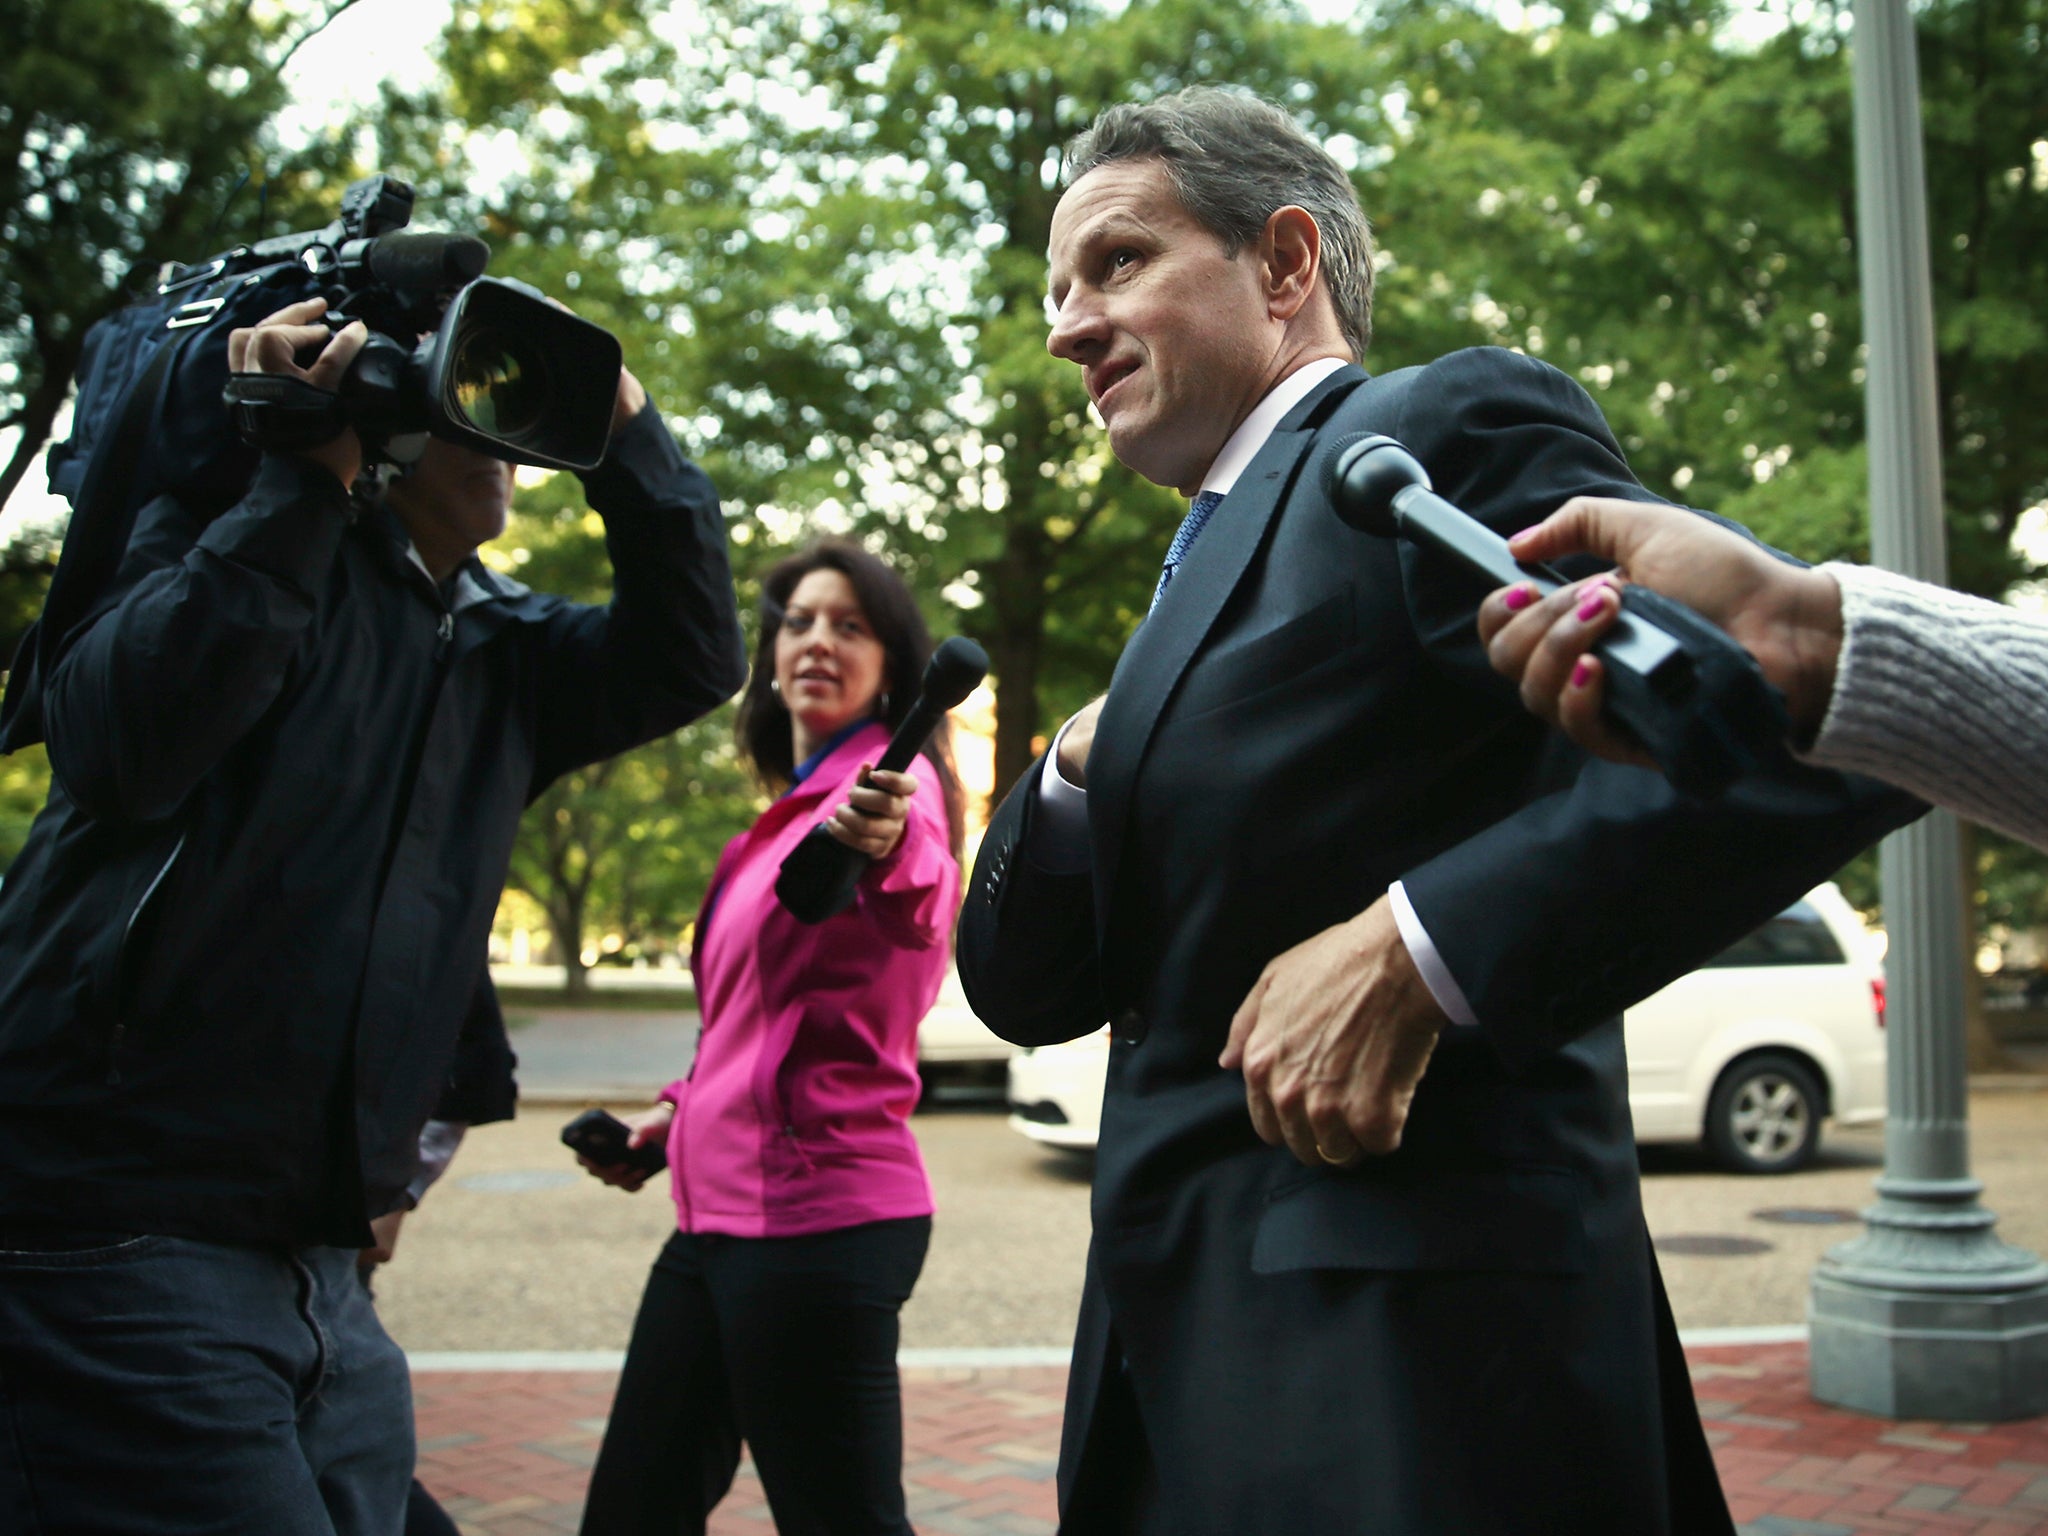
[735,539,965,857]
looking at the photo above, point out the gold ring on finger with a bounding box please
[1316,1142,1351,1166]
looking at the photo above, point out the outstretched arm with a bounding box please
[525,374,748,792]
[44,301,370,824]
[1476,495,1844,757]
[1480,498,2048,852]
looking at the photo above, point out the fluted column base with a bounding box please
[1808,1176,2048,1419]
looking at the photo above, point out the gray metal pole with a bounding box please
[1806,0,2048,1420]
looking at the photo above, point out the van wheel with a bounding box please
[1706,1054,1823,1173]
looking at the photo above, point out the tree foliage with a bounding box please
[8,0,2048,978]
[0,0,368,510]
[483,466,763,991]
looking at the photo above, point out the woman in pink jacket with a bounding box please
[578,540,963,1536]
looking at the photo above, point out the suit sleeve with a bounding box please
[956,752,1107,1046]
[526,400,749,796]
[1384,350,1922,1070]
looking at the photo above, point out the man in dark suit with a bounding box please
[958,87,1916,1534]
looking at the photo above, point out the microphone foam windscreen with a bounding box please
[367,232,491,291]
[922,636,989,710]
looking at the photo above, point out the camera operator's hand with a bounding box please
[543,296,647,439]
[227,297,370,487]
[613,366,649,437]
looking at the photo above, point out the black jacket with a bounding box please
[0,403,745,1248]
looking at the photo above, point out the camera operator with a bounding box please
[0,295,746,1533]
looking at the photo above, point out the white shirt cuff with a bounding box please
[1029,717,1094,875]
[1389,881,1478,1028]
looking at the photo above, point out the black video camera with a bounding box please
[212,174,621,473]
[3,174,624,758]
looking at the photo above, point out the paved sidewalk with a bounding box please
[412,1339,2048,1535]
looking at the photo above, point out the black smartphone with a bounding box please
[560,1107,668,1175]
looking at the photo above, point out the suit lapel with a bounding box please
[1087,366,1366,934]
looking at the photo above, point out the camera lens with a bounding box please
[450,329,547,439]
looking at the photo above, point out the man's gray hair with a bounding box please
[1063,87,1374,358]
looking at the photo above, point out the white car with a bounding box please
[1007,883,1885,1173]
[917,965,1018,1072]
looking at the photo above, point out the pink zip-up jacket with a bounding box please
[660,722,958,1237]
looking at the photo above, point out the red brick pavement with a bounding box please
[412,1343,2048,1534]
[1691,1341,2048,1536]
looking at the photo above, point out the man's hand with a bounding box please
[576,1102,674,1192]
[824,766,916,861]
[1055,697,1107,788]
[226,297,369,488]
[1220,896,1446,1167]
[360,1208,406,1267]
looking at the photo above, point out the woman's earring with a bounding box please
[877,691,891,717]
[770,678,781,697]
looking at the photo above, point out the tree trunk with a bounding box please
[984,517,1053,804]
[1956,820,2016,1072]
[0,352,78,515]
[550,886,590,998]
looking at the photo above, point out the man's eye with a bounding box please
[1109,249,1139,273]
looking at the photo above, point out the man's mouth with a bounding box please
[1090,360,1138,408]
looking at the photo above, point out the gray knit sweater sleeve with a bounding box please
[1797,562,2048,850]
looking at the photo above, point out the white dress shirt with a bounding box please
[1029,357,1479,1028]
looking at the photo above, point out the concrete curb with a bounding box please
[1969,1072,2048,1092]
[408,1335,1798,1374]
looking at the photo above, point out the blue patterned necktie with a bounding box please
[1150,490,1224,612]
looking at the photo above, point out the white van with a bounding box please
[1007,883,1886,1173]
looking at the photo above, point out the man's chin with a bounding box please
[1106,421,1179,491]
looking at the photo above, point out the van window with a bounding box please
[1703,901,1846,968]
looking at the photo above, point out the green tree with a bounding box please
[0,0,368,510]
[1355,0,2047,583]
[0,743,50,871]
[382,0,1379,797]
[483,464,761,993]
[1351,0,2046,1055]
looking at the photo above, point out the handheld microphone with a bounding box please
[1322,433,1790,797]
[774,635,989,923]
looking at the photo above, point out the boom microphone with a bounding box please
[775,635,989,923]
[363,232,491,292]
[1322,433,1790,797]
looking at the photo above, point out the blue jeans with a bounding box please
[0,1231,413,1535]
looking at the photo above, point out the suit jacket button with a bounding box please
[1113,1007,1147,1045]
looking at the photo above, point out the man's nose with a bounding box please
[1047,295,1104,363]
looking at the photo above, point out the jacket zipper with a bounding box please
[106,831,188,1084]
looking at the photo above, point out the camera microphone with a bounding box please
[363,232,491,293]
[775,636,989,924]
[1323,433,1790,797]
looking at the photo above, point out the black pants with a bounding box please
[582,1217,931,1536]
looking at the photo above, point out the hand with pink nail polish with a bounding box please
[1478,570,1652,767]
[1476,497,1844,764]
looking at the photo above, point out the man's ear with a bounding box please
[1261,205,1323,323]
